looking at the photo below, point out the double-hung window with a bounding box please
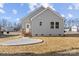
[55,22,59,29]
[40,22,42,26]
[50,22,54,29]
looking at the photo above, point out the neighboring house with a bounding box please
[0,26,2,33]
[4,27,14,32]
[21,6,64,36]
[1,27,14,32]
[0,26,4,34]
[64,27,70,32]
[71,26,77,32]
[77,26,79,32]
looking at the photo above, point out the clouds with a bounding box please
[0,9,5,14]
[68,5,73,10]
[61,13,73,19]
[67,4,78,18]
[16,18,19,21]
[0,4,4,8]
[68,13,73,18]
[67,4,79,18]
[1,16,11,20]
[0,4,18,15]
[73,3,79,10]
[61,13,73,18]
[20,3,24,6]
[0,3,79,24]
[61,14,65,17]
[0,3,5,14]
[68,3,79,10]
[28,3,76,19]
[12,9,17,15]
[28,3,55,13]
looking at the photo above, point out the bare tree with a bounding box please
[13,22,21,31]
[1,18,8,28]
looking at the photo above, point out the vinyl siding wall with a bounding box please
[31,9,64,36]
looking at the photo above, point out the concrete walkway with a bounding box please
[0,37,43,46]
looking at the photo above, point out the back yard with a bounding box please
[0,33,79,55]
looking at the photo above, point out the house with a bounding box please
[77,26,79,32]
[0,26,4,35]
[71,25,77,32]
[21,6,64,36]
[64,27,70,32]
[4,27,14,32]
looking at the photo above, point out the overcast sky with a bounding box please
[0,3,79,23]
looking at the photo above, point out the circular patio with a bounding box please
[0,37,43,46]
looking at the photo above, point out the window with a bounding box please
[27,25,29,28]
[26,24,30,28]
[35,34,38,36]
[50,22,54,29]
[40,22,42,26]
[55,22,59,29]
[41,34,44,36]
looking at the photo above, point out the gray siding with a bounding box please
[32,9,64,36]
[21,6,45,29]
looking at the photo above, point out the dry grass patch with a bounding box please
[0,35,22,42]
[0,37,79,54]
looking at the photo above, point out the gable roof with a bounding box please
[31,7,64,20]
[21,6,64,24]
[21,6,45,23]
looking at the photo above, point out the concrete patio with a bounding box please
[0,37,43,46]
